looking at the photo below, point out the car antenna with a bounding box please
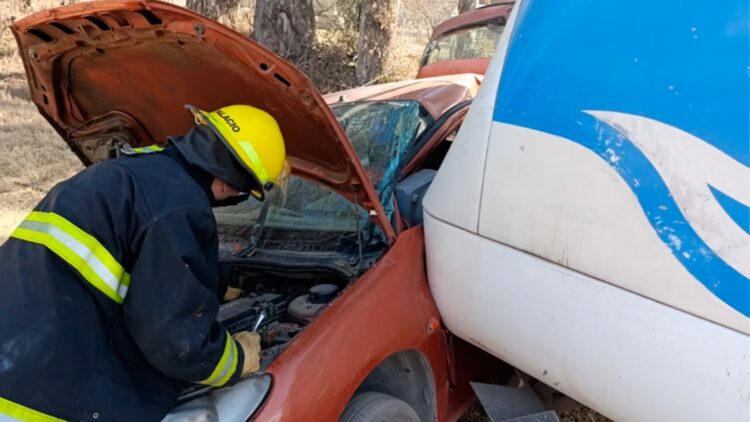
[354,189,365,274]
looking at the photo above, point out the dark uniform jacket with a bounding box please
[0,131,247,421]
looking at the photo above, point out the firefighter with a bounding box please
[0,104,288,421]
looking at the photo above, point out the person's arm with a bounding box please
[123,210,258,387]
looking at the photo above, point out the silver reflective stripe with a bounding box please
[212,338,236,386]
[18,220,128,301]
[117,282,129,299]
[199,333,239,387]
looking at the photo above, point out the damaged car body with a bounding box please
[12,1,500,421]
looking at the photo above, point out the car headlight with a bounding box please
[164,374,272,422]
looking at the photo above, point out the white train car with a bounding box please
[424,1,750,420]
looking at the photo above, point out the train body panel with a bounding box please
[425,1,750,419]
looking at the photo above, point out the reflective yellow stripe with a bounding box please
[131,145,164,154]
[120,144,164,156]
[204,113,270,183]
[11,212,130,304]
[0,396,65,422]
[236,140,269,183]
[199,332,239,387]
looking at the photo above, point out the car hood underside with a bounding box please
[12,0,394,238]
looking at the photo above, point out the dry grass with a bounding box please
[384,35,424,83]
[0,0,84,243]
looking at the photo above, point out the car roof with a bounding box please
[324,74,482,119]
[431,3,513,41]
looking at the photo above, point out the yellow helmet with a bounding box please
[186,104,287,193]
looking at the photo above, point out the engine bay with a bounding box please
[217,263,349,366]
[176,263,349,405]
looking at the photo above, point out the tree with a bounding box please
[186,0,240,20]
[356,0,398,85]
[401,0,458,37]
[458,0,477,13]
[253,0,316,62]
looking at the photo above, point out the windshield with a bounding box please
[214,100,432,262]
[214,180,371,258]
[422,21,505,66]
[331,100,431,189]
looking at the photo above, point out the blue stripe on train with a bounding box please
[492,0,750,316]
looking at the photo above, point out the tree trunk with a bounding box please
[253,0,316,63]
[356,0,397,85]
[458,0,477,13]
[186,0,239,20]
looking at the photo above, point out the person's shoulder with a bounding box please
[53,158,134,193]
[112,154,212,220]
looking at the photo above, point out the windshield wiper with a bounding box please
[236,195,272,258]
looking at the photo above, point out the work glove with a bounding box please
[223,286,243,301]
[233,331,261,377]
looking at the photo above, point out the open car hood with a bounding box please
[12,0,394,240]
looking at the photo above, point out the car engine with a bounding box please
[175,265,347,408]
[215,265,347,366]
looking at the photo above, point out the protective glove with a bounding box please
[233,331,261,377]
[223,286,243,301]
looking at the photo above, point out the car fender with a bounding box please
[255,227,451,421]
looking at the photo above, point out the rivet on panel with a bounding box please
[427,317,440,334]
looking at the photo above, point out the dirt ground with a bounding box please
[0,0,83,243]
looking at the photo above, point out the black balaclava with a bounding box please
[162,142,244,208]
[169,125,262,205]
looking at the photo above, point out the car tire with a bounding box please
[340,392,421,422]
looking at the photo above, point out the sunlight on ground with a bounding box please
[0,1,83,242]
[0,210,26,243]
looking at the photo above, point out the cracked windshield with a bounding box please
[214,100,431,257]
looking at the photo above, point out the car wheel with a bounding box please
[340,392,421,422]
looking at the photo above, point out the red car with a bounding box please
[12,1,503,421]
[417,3,513,78]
